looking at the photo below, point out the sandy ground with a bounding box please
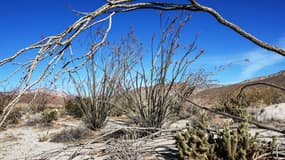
[0,116,84,160]
[0,115,131,160]
[0,113,284,160]
[0,126,64,159]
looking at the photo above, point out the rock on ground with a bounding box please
[256,103,285,122]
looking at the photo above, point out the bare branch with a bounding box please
[1,0,285,127]
[176,92,285,134]
[191,0,285,56]
[237,82,285,98]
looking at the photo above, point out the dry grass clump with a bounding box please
[107,132,144,160]
[50,126,91,143]
[38,131,50,142]
[3,107,22,126]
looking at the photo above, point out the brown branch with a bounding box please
[191,0,285,57]
[2,0,285,127]
[237,82,285,98]
[177,93,285,134]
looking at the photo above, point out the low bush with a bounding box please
[0,92,22,127]
[64,97,83,118]
[4,107,22,126]
[216,93,250,119]
[50,126,90,143]
[41,109,58,124]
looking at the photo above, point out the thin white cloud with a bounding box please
[235,36,285,81]
[239,50,284,80]
[200,37,285,84]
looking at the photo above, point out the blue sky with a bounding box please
[0,0,285,87]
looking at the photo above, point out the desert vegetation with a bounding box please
[117,16,206,129]
[176,120,277,160]
[0,90,22,128]
[0,1,285,160]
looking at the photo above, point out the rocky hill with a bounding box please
[192,70,285,107]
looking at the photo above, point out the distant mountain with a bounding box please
[239,70,285,86]
[28,88,69,98]
[16,88,69,106]
[2,70,285,108]
[192,70,285,107]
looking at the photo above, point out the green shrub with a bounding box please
[41,109,58,124]
[216,93,250,119]
[176,121,277,160]
[64,97,83,118]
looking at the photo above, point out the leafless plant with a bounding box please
[68,47,131,129]
[1,0,284,127]
[0,88,22,127]
[30,91,49,113]
[119,15,206,128]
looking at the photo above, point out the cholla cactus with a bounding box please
[176,121,277,160]
[175,125,217,160]
[212,122,260,160]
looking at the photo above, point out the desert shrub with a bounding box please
[68,50,124,130]
[216,93,250,119]
[216,86,285,119]
[0,91,22,127]
[107,132,143,160]
[50,126,90,143]
[64,97,83,118]
[242,87,285,107]
[41,109,57,124]
[80,95,112,130]
[30,92,49,113]
[120,16,206,129]
[4,107,22,125]
[176,121,277,160]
